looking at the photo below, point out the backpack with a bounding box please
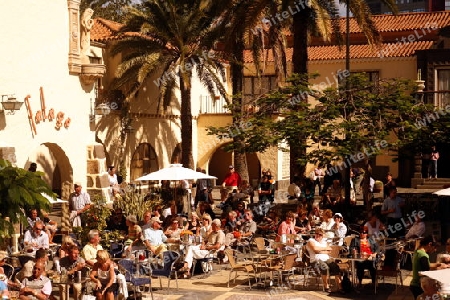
[341,271,352,293]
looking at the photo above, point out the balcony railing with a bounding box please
[420,90,450,109]
[199,95,229,114]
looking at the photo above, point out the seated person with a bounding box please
[331,213,347,246]
[301,178,315,203]
[13,249,49,289]
[239,180,254,204]
[257,210,280,235]
[276,211,296,242]
[187,212,200,235]
[164,217,182,241]
[234,202,246,219]
[40,211,57,246]
[58,245,86,300]
[23,221,49,254]
[82,230,103,268]
[180,219,225,278]
[294,209,311,234]
[123,215,143,256]
[436,238,450,295]
[308,204,322,228]
[287,177,301,200]
[105,208,128,233]
[89,250,118,300]
[59,235,76,259]
[364,210,385,238]
[258,175,274,203]
[143,217,177,257]
[199,214,212,241]
[19,260,52,300]
[0,280,8,299]
[306,228,342,293]
[321,180,343,208]
[405,214,426,240]
[417,277,444,300]
[352,229,379,287]
[319,209,335,240]
[238,210,257,242]
[26,209,40,232]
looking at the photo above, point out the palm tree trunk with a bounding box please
[180,73,194,169]
[231,38,249,183]
[289,8,310,179]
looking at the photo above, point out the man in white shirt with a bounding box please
[405,214,426,240]
[68,182,91,227]
[23,220,49,254]
[306,228,342,292]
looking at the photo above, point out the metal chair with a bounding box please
[151,250,180,291]
[117,258,153,300]
[375,249,403,294]
[224,248,256,288]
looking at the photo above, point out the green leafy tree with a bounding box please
[80,0,141,23]
[219,74,430,212]
[0,159,53,241]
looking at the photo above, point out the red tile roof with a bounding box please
[243,40,435,62]
[91,18,123,42]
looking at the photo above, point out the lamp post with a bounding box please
[344,0,352,213]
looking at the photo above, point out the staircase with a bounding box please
[416,178,450,189]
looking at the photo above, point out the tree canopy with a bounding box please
[0,159,54,241]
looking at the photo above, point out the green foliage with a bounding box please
[114,189,161,221]
[80,0,140,23]
[0,159,53,241]
[208,73,432,167]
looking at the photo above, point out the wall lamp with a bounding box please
[1,95,24,114]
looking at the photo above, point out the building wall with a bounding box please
[0,1,98,198]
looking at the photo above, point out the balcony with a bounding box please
[199,95,229,114]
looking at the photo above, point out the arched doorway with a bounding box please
[208,144,260,188]
[26,143,73,199]
[130,143,159,181]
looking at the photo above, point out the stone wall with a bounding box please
[86,144,111,202]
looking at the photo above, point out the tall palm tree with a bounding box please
[110,0,230,169]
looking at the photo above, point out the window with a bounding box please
[130,143,158,181]
[435,69,450,109]
[243,75,277,102]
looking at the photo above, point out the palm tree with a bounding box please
[111,0,230,169]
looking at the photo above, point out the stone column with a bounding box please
[67,0,81,73]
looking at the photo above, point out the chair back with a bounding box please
[282,253,297,271]
[117,259,136,281]
[330,245,341,259]
[160,251,180,274]
[224,248,237,267]
[254,237,266,252]
[2,263,14,279]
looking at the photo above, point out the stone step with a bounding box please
[416,184,446,189]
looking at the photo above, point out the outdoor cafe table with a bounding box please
[342,254,375,286]
[51,274,90,300]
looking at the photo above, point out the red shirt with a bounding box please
[223,172,241,187]
[360,239,372,255]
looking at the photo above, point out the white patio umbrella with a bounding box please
[420,269,450,285]
[135,164,217,181]
[433,187,450,196]
[41,193,68,204]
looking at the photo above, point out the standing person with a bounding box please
[429,145,439,179]
[381,187,405,238]
[69,182,91,227]
[58,245,86,300]
[410,235,448,299]
[195,168,209,209]
[383,172,396,199]
[90,250,117,300]
[82,230,103,267]
[258,175,274,203]
[314,164,325,196]
[107,166,120,197]
[220,165,241,202]
[19,261,52,300]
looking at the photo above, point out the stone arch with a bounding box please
[25,143,73,200]
[208,142,260,188]
[130,143,159,181]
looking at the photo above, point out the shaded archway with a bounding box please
[208,144,260,188]
[25,143,73,200]
[130,143,159,181]
[171,143,182,164]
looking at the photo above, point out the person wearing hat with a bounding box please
[123,215,143,257]
[143,217,171,257]
[180,218,225,278]
[352,228,379,288]
[220,165,241,202]
[68,182,91,227]
[331,213,347,246]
